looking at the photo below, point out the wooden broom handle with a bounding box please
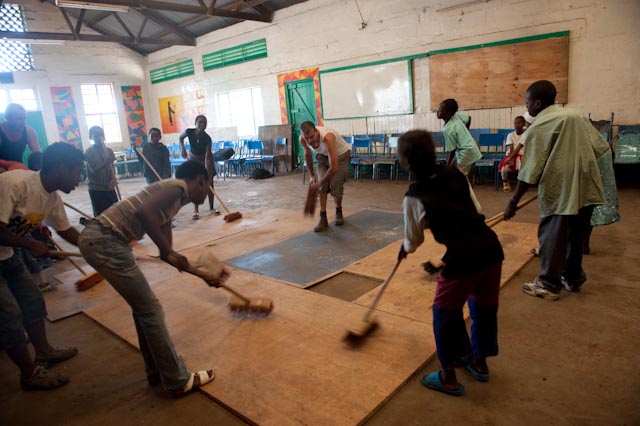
[47,236,86,275]
[484,194,538,228]
[176,260,250,304]
[48,250,82,258]
[63,202,93,219]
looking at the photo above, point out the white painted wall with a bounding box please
[145,0,640,138]
[7,0,146,150]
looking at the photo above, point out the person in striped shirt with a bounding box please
[78,160,228,397]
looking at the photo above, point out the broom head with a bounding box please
[75,272,105,291]
[228,294,274,315]
[304,185,317,216]
[343,319,379,345]
[224,211,242,222]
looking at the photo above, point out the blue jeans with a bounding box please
[0,255,47,349]
[78,221,190,390]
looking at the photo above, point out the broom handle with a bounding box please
[135,147,163,182]
[179,262,250,303]
[47,236,87,275]
[363,258,402,322]
[136,147,232,215]
[48,250,83,258]
[63,202,92,219]
[208,185,231,215]
[484,194,538,228]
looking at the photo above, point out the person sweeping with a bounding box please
[78,160,228,397]
[397,130,504,397]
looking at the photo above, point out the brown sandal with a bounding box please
[172,370,214,397]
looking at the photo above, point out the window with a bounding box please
[0,4,36,72]
[80,83,122,143]
[0,88,38,112]
[216,87,264,138]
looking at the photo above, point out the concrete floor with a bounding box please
[1,171,639,426]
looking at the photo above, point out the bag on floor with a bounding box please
[249,168,274,179]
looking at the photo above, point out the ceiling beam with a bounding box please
[135,16,148,43]
[134,8,197,45]
[223,0,269,12]
[58,7,79,40]
[75,9,86,34]
[113,13,135,39]
[0,31,193,46]
[55,0,273,22]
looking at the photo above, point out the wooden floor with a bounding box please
[42,199,538,425]
[3,174,639,426]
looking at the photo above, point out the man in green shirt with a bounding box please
[504,80,608,301]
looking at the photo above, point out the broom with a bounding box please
[46,236,104,291]
[303,183,317,217]
[168,253,273,315]
[422,194,539,274]
[135,148,242,223]
[343,257,402,344]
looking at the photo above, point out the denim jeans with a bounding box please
[78,220,190,390]
[0,255,47,349]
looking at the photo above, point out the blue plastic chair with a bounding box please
[351,136,373,179]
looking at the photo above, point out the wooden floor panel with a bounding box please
[85,264,436,426]
[349,221,539,324]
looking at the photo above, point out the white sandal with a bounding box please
[172,370,214,397]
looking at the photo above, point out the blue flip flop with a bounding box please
[465,364,490,382]
[421,371,465,396]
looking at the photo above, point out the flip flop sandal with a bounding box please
[192,212,200,220]
[38,282,57,293]
[465,364,490,382]
[34,346,78,368]
[421,371,465,396]
[172,370,214,397]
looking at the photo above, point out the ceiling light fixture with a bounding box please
[55,0,130,13]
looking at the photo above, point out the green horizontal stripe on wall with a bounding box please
[202,38,267,71]
[428,31,570,56]
[150,59,195,84]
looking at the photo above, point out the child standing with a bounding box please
[78,160,227,397]
[178,115,216,219]
[437,99,482,178]
[498,116,527,192]
[397,130,504,396]
[141,127,171,184]
[85,126,118,216]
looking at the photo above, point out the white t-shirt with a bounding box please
[506,131,526,147]
[0,170,71,260]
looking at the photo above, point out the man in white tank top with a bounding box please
[300,121,351,232]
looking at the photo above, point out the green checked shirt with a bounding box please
[518,105,609,218]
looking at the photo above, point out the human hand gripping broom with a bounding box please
[135,147,242,223]
[167,252,273,315]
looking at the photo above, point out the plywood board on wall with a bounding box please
[429,34,569,110]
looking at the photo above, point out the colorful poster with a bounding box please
[121,85,147,147]
[159,95,183,134]
[50,86,83,149]
[277,67,322,125]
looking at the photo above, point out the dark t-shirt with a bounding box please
[406,165,504,278]
[0,126,29,163]
[186,128,212,157]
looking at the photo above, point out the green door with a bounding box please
[285,79,317,168]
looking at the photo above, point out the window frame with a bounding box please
[80,83,123,144]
